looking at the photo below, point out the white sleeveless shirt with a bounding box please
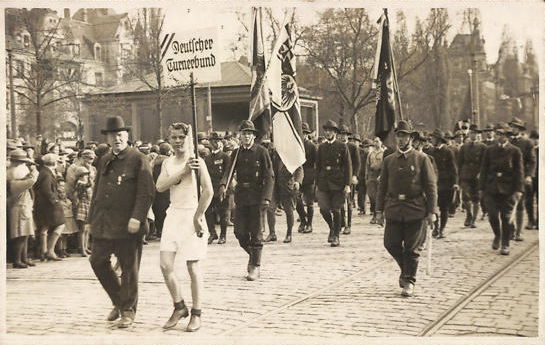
[164,156,199,209]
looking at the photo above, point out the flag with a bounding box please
[249,7,271,140]
[267,23,305,174]
[373,11,397,148]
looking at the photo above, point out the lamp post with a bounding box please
[467,69,474,124]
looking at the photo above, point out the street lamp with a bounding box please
[467,69,474,124]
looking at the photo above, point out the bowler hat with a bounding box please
[362,138,373,147]
[302,122,311,134]
[469,124,481,133]
[481,124,495,132]
[209,132,224,141]
[351,134,361,142]
[9,148,36,165]
[238,120,258,133]
[509,117,526,130]
[444,130,454,139]
[430,129,447,142]
[394,120,414,134]
[101,116,131,134]
[322,120,339,132]
[339,124,351,135]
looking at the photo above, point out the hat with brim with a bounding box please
[239,120,258,133]
[469,124,481,133]
[101,116,131,134]
[362,139,373,147]
[339,124,351,135]
[209,132,224,141]
[508,117,526,130]
[9,148,36,165]
[394,120,415,135]
[42,153,59,165]
[351,134,361,142]
[430,129,447,143]
[481,124,495,132]
[495,122,513,135]
[322,120,339,132]
[412,131,427,142]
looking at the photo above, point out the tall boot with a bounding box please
[247,247,261,281]
[303,206,314,233]
[514,208,524,241]
[331,210,341,247]
[464,201,473,227]
[320,209,334,242]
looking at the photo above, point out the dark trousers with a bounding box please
[515,185,533,234]
[268,194,295,236]
[438,188,453,230]
[317,189,344,236]
[524,183,536,225]
[357,181,367,212]
[234,204,263,253]
[485,193,516,248]
[205,196,229,238]
[90,236,143,315]
[296,184,315,227]
[383,218,426,287]
[152,202,168,237]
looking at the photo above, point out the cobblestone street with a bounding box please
[4,208,541,344]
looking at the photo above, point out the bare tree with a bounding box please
[6,8,84,136]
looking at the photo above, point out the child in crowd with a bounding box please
[74,166,92,256]
[58,182,78,257]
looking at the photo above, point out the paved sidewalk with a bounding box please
[4,209,541,343]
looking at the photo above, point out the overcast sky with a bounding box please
[16,1,545,65]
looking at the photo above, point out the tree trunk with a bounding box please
[156,90,163,140]
[36,94,42,135]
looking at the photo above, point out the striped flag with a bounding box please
[373,10,397,148]
[267,23,305,174]
[249,7,271,140]
[160,33,175,62]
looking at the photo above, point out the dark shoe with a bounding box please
[246,265,260,281]
[186,314,201,332]
[40,254,46,262]
[142,239,149,245]
[13,262,28,269]
[264,234,277,242]
[492,237,500,250]
[217,236,226,244]
[330,236,340,247]
[207,234,218,245]
[464,217,471,227]
[106,307,120,322]
[515,235,524,242]
[342,226,351,235]
[401,283,414,297]
[432,229,438,238]
[437,231,446,239]
[303,224,313,233]
[22,260,35,267]
[163,307,189,329]
[283,235,292,243]
[500,246,510,255]
[327,232,334,243]
[297,223,306,233]
[117,314,134,328]
[370,217,376,224]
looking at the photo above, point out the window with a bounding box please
[95,72,103,86]
[95,45,101,61]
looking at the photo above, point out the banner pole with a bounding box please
[190,72,201,201]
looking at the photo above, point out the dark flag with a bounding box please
[267,23,305,173]
[373,10,397,147]
[249,7,271,140]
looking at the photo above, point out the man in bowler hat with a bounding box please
[88,116,155,328]
[376,120,437,297]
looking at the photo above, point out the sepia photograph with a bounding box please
[1,0,543,344]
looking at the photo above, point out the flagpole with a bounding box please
[384,8,405,122]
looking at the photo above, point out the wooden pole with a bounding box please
[190,72,201,200]
[385,9,404,122]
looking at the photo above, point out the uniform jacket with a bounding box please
[347,142,361,178]
[316,139,352,192]
[458,141,487,181]
[359,149,369,182]
[204,150,231,195]
[89,147,155,239]
[221,143,274,206]
[33,166,65,228]
[428,144,458,191]
[271,149,303,198]
[479,142,524,196]
[302,139,317,186]
[511,135,536,178]
[377,148,438,221]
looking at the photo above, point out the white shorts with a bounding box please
[159,207,208,261]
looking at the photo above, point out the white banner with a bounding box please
[161,27,221,86]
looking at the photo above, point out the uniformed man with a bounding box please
[508,117,537,241]
[479,122,524,255]
[357,139,372,215]
[219,120,274,281]
[338,125,360,235]
[296,122,317,234]
[376,120,437,297]
[428,129,458,239]
[458,124,487,228]
[315,120,352,247]
[89,116,155,328]
[445,130,461,217]
[526,130,538,230]
[204,132,231,244]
